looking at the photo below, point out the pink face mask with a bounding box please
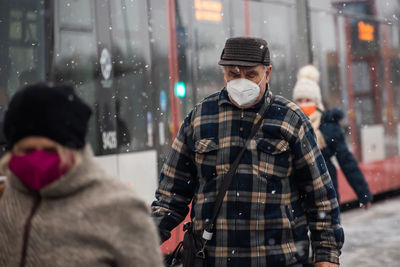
[9,150,69,191]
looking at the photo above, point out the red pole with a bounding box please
[166,0,181,140]
[344,18,360,161]
[161,0,185,255]
[244,0,250,36]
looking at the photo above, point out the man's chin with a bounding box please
[229,96,258,109]
[238,99,260,109]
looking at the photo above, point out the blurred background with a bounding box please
[0,2,400,261]
[2,0,399,203]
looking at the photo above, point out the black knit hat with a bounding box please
[3,83,92,149]
[218,37,270,67]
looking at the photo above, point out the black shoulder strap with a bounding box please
[203,96,275,237]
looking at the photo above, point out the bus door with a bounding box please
[94,0,118,156]
[53,0,118,175]
[0,0,48,157]
[0,0,46,104]
[344,16,382,161]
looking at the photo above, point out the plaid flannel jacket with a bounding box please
[152,89,344,267]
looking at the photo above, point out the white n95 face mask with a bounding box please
[227,78,262,107]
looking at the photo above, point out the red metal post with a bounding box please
[344,18,360,161]
[244,0,250,36]
[161,0,184,255]
[167,0,181,140]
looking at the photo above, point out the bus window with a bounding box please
[110,0,153,152]
[54,0,98,154]
[0,0,46,106]
[58,0,93,29]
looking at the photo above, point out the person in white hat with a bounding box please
[293,65,372,209]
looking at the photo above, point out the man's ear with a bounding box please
[222,70,229,84]
[265,65,272,83]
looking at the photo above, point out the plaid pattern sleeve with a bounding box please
[151,109,198,242]
[289,104,344,264]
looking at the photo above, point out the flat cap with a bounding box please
[218,37,270,67]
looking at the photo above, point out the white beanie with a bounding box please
[297,65,320,83]
[293,65,322,104]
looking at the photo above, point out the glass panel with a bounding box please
[110,0,152,152]
[54,1,98,153]
[248,1,297,98]
[59,0,93,28]
[375,0,400,21]
[56,31,97,105]
[355,96,375,125]
[391,25,400,143]
[352,61,371,94]
[177,0,228,111]
[377,22,399,157]
[309,0,332,10]
[310,10,344,108]
[192,0,227,103]
[148,0,172,166]
[0,1,46,105]
[0,0,46,155]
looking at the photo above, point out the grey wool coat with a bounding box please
[0,146,163,267]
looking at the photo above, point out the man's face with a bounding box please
[222,64,272,108]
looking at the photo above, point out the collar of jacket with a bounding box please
[5,145,100,198]
[218,84,271,110]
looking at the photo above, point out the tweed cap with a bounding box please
[218,37,270,67]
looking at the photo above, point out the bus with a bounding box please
[1,0,400,253]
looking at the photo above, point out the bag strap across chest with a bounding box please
[202,95,276,241]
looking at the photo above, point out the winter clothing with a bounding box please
[297,65,320,83]
[319,108,373,204]
[9,150,69,191]
[0,179,4,198]
[0,146,163,267]
[292,65,322,105]
[293,65,372,205]
[309,109,327,151]
[3,83,92,149]
[218,37,270,66]
[293,78,322,104]
[0,107,7,158]
[152,88,343,266]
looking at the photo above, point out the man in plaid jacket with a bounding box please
[152,37,344,267]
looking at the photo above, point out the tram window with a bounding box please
[110,0,152,152]
[148,0,172,168]
[0,1,46,105]
[309,9,344,108]
[352,62,372,94]
[54,29,98,153]
[56,31,96,103]
[177,0,228,103]
[54,0,98,155]
[355,97,375,126]
[59,0,93,29]
[392,25,400,49]
[247,1,297,99]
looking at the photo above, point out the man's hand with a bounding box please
[314,262,339,267]
[361,202,372,210]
